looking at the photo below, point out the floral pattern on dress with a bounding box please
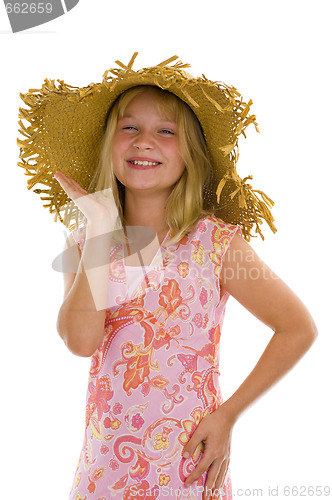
[68,215,242,499]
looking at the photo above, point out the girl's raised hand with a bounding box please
[54,171,119,226]
[182,405,234,500]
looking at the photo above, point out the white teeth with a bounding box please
[131,160,159,166]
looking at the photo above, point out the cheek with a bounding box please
[172,140,184,163]
[111,143,123,177]
[112,129,131,151]
[164,139,182,160]
[173,147,185,171]
[111,139,129,172]
[111,135,123,156]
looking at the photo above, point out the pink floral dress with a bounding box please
[68,215,242,500]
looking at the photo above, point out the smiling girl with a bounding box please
[111,87,187,240]
[18,54,318,500]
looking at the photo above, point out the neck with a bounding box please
[123,190,170,237]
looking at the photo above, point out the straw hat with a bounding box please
[17,52,276,240]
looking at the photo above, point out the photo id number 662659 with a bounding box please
[5,3,53,14]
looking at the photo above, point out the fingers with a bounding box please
[54,171,71,184]
[213,458,229,497]
[54,171,81,189]
[54,171,87,200]
[203,459,223,500]
[182,424,218,488]
[54,171,81,187]
[184,449,212,488]
[181,409,233,499]
[184,452,227,499]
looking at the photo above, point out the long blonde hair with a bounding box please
[87,85,213,246]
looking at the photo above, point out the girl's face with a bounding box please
[111,89,186,197]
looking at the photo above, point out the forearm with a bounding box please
[221,324,318,424]
[57,221,116,357]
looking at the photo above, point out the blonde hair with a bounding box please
[87,85,213,246]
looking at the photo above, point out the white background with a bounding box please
[1,1,331,499]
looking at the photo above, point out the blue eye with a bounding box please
[160,129,174,134]
[123,126,137,130]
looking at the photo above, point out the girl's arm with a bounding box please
[182,233,318,497]
[54,171,119,358]
[219,232,318,423]
[56,221,116,357]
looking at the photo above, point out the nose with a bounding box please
[132,130,154,150]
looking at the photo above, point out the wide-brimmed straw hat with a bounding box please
[17,52,277,240]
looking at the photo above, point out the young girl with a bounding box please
[18,54,317,500]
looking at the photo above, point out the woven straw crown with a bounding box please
[17,52,276,240]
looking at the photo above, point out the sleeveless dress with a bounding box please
[68,214,242,500]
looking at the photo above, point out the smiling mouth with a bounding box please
[128,160,161,166]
